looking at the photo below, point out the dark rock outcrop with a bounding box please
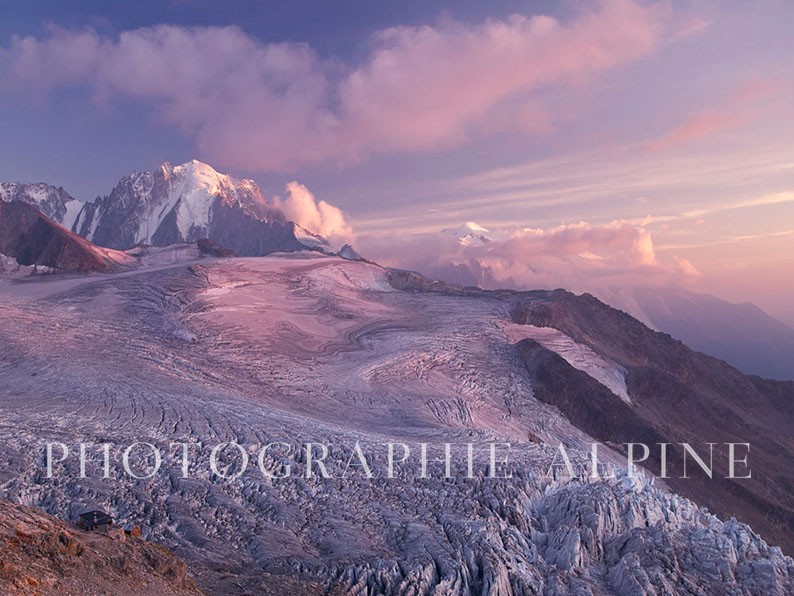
[206,200,309,256]
[0,200,118,272]
[196,238,237,258]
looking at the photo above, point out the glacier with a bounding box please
[0,251,791,594]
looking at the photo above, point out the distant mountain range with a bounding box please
[2,161,792,381]
[0,160,327,257]
[0,171,793,591]
[631,287,794,381]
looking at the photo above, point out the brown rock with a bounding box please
[0,499,203,595]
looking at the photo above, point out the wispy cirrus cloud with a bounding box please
[349,143,794,236]
[0,0,667,172]
[641,79,779,153]
[642,109,750,153]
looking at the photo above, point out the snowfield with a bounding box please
[0,253,791,594]
[499,323,633,404]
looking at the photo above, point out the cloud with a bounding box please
[643,110,748,153]
[641,79,779,153]
[672,16,712,39]
[274,181,353,243]
[0,0,666,172]
[358,220,700,294]
[337,0,662,155]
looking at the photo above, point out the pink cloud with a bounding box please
[643,110,750,153]
[338,0,663,155]
[0,0,667,172]
[672,16,712,39]
[3,26,100,87]
[359,220,700,295]
[641,78,781,153]
[274,182,354,244]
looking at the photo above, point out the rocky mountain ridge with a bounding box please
[1,160,329,257]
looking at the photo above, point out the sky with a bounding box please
[0,0,793,323]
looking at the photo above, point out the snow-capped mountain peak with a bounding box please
[169,159,232,194]
[444,221,492,247]
[160,160,239,241]
[2,160,331,257]
[62,159,325,256]
[103,159,243,246]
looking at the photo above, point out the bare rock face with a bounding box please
[196,238,237,258]
[0,498,202,595]
[0,200,127,272]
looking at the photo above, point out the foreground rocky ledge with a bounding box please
[0,499,201,595]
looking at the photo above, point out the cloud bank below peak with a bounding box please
[0,0,666,172]
[359,219,700,299]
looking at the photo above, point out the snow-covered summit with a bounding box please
[64,159,321,256]
[147,159,242,243]
[443,221,492,247]
[0,160,337,258]
[74,159,272,247]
